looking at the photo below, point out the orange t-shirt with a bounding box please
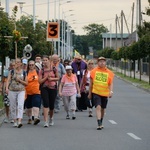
[90,67,114,96]
[25,70,40,95]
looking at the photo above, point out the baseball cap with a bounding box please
[98,57,106,61]
[22,58,28,64]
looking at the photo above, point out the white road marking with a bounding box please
[127,133,142,140]
[108,120,117,124]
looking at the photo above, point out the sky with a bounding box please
[1,0,150,35]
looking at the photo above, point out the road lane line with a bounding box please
[108,120,117,124]
[127,133,141,140]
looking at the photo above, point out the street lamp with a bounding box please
[17,1,25,14]
[17,1,36,29]
[58,0,72,57]
[62,13,74,59]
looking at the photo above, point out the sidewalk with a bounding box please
[111,66,150,83]
[0,108,5,127]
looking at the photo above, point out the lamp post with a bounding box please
[33,0,36,29]
[63,14,74,60]
[61,11,74,59]
[17,1,25,13]
[58,0,72,57]
[17,1,36,29]
[66,20,75,60]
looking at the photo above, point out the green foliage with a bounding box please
[137,22,150,38]
[74,23,108,57]
[115,72,150,90]
[82,23,108,50]
[98,47,114,58]
[111,50,119,60]
[0,8,14,61]
[0,95,3,109]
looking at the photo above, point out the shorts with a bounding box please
[41,87,57,110]
[93,93,108,109]
[25,94,41,109]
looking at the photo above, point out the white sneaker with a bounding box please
[13,122,18,127]
[49,118,54,126]
[44,122,49,128]
[10,120,14,123]
[4,118,9,123]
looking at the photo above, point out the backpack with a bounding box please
[11,69,26,81]
[40,66,57,90]
[9,70,26,90]
[81,69,89,92]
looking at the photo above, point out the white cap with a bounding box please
[65,65,73,70]
[22,58,28,64]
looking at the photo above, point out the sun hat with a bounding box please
[74,55,82,59]
[35,63,42,70]
[65,65,73,70]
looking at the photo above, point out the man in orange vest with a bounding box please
[88,57,114,130]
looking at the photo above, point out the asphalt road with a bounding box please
[0,77,150,150]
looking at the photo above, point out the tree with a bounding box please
[146,0,150,15]
[83,23,108,50]
[0,7,15,76]
[137,21,150,38]
[16,16,52,59]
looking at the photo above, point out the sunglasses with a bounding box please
[29,64,34,66]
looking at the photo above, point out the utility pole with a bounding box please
[33,0,36,29]
[122,11,130,34]
[131,2,135,38]
[121,10,124,47]
[139,0,143,79]
[115,14,118,50]
[5,0,9,15]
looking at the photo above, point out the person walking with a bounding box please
[5,58,28,128]
[52,54,66,113]
[71,55,87,111]
[80,59,94,117]
[59,65,80,120]
[88,57,114,130]
[25,60,41,125]
[3,60,15,123]
[39,55,59,127]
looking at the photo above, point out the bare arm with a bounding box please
[5,72,11,94]
[59,82,64,96]
[48,71,59,81]
[108,81,114,98]
[17,76,28,86]
[75,82,80,95]
[39,74,48,84]
[88,78,93,99]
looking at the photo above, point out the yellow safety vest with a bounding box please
[92,71,110,97]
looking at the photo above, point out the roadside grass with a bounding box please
[0,95,4,109]
[115,72,150,91]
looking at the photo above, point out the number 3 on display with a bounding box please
[47,22,59,41]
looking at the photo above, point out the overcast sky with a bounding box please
[1,0,150,35]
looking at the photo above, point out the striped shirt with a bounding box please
[61,74,77,96]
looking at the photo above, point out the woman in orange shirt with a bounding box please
[25,60,41,125]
